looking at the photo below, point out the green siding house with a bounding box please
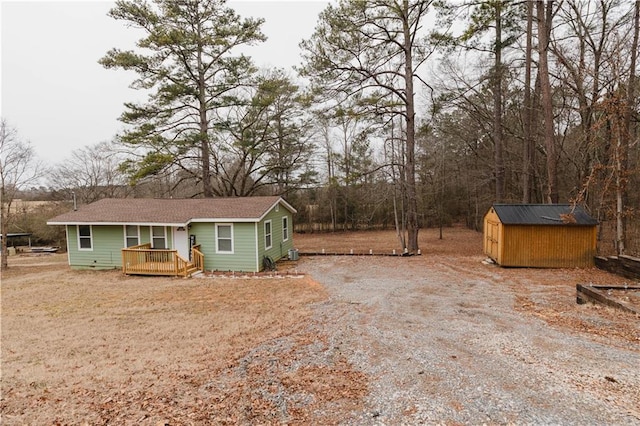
[47,196,296,273]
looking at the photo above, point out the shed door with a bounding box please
[173,227,189,259]
[485,220,500,260]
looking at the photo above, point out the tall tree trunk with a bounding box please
[493,1,505,202]
[342,122,350,231]
[615,143,625,254]
[617,0,640,254]
[197,21,213,198]
[199,97,213,198]
[523,0,535,203]
[403,0,419,253]
[1,193,8,271]
[390,117,407,250]
[537,0,558,203]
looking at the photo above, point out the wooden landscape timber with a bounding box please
[298,249,419,257]
[576,284,640,315]
[595,255,640,280]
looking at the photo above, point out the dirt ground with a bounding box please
[1,227,639,424]
[299,228,639,335]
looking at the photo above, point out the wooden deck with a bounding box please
[121,244,204,277]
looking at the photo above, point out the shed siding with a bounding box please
[257,205,294,269]
[501,225,596,268]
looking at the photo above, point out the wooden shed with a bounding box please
[483,204,598,268]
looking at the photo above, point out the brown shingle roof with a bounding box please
[47,196,295,225]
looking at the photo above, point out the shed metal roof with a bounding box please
[491,204,597,226]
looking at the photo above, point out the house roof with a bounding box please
[491,204,598,226]
[47,196,296,226]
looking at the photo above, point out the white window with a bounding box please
[152,226,167,249]
[264,220,272,250]
[124,225,139,247]
[78,225,93,250]
[216,224,233,253]
[282,216,289,241]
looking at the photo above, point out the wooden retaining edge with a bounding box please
[576,284,640,315]
[206,270,306,278]
[298,251,417,257]
[595,255,640,280]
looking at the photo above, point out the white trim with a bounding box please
[279,198,297,214]
[216,223,234,254]
[282,216,289,242]
[77,224,93,251]
[124,224,140,247]
[255,222,260,271]
[264,220,273,250]
[256,199,297,222]
[151,226,167,249]
[48,221,186,227]
[65,226,71,264]
[189,218,260,223]
[49,219,257,226]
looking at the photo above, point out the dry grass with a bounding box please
[294,226,481,256]
[2,227,638,424]
[1,253,331,424]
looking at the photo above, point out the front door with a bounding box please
[173,227,189,259]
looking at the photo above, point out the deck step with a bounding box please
[185,265,200,277]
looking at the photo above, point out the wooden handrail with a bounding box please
[126,242,152,250]
[176,254,187,277]
[122,246,204,277]
[192,247,204,272]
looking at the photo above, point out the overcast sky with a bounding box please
[1,1,328,166]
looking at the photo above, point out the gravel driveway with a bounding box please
[300,255,640,425]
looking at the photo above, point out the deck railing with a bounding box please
[192,244,204,272]
[122,244,204,277]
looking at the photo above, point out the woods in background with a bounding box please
[5,0,639,257]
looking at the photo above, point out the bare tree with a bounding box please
[299,0,436,253]
[0,119,41,270]
[617,0,640,254]
[49,141,130,205]
[552,0,631,201]
[385,116,407,249]
[537,0,559,203]
[211,70,317,197]
[522,0,536,203]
